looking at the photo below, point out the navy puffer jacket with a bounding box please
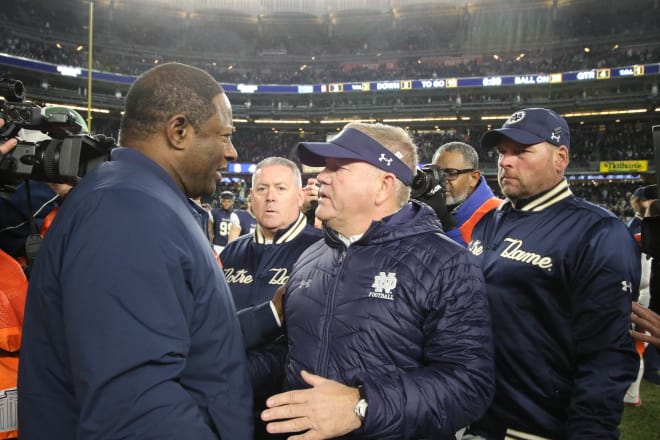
[283,201,495,439]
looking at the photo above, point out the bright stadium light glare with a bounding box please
[319,118,377,124]
[563,109,647,117]
[44,103,110,114]
[383,117,458,123]
[254,119,310,124]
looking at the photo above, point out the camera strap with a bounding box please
[22,180,43,268]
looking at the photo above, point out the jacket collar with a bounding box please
[324,200,441,248]
[500,178,572,212]
[452,176,498,223]
[254,212,308,245]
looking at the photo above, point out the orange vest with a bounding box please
[0,249,27,439]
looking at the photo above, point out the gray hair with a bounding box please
[342,122,418,207]
[251,156,302,187]
[432,141,479,169]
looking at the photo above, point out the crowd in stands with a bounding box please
[1,0,655,225]
[1,0,659,84]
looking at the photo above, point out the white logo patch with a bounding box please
[621,280,632,293]
[378,153,393,166]
[550,132,561,143]
[299,279,312,289]
[369,271,397,301]
[506,110,526,125]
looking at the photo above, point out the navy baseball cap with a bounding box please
[297,128,414,186]
[220,191,234,200]
[481,108,570,150]
[633,186,647,200]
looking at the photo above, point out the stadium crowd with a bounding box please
[1,0,659,84]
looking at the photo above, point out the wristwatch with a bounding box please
[354,385,368,422]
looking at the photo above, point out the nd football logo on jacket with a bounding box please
[369,272,397,301]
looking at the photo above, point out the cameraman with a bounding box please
[0,107,87,267]
[431,141,501,247]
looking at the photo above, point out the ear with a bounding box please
[297,186,305,209]
[469,170,481,190]
[554,145,569,172]
[374,172,397,206]
[166,114,190,150]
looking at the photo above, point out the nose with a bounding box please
[224,139,238,162]
[498,151,513,168]
[266,186,277,201]
[317,169,330,185]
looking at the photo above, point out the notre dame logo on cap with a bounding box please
[506,111,526,125]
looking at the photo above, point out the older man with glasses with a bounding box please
[431,141,501,247]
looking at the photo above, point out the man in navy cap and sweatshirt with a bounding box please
[260,122,495,439]
[465,108,639,440]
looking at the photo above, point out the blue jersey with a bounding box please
[234,208,257,237]
[211,207,238,246]
[469,179,639,439]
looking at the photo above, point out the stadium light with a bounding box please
[254,119,310,124]
[383,117,458,123]
[562,109,647,117]
[320,118,378,124]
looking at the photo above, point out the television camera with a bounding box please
[410,164,457,230]
[0,78,114,187]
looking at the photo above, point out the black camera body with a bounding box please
[0,78,113,186]
[410,164,446,199]
[410,164,457,230]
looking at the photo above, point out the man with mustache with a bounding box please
[431,141,500,247]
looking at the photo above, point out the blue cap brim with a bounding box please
[481,127,547,149]
[297,141,365,167]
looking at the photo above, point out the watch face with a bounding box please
[355,398,368,419]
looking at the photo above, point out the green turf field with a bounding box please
[619,379,660,440]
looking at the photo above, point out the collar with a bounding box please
[450,176,496,220]
[254,212,308,245]
[500,178,572,212]
[337,232,364,247]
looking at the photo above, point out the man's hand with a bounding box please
[302,177,320,214]
[0,119,18,157]
[631,301,660,348]
[261,370,362,439]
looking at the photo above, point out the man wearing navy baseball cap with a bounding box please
[260,122,494,439]
[466,108,639,439]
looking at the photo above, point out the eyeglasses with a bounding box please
[440,168,476,181]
